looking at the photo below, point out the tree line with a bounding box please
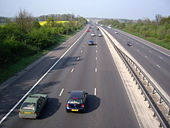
[0,10,87,69]
[98,15,170,49]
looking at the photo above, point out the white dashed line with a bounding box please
[81,50,83,53]
[96,57,98,60]
[95,68,98,72]
[159,56,163,60]
[94,88,97,95]
[96,50,98,53]
[145,56,148,58]
[70,68,74,72]
[59,88,64,96]
[76,57,80,61]
[156,64,161,68]
[96,45,97,48]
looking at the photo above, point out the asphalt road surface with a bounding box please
[104,27,170,96]
[0,26,139,128]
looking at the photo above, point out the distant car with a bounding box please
[66,90,88,112]
[91,33,96,37]
[127,42,132,46]
[98,34,102,37]
[115,31,118,34]
[19,94,48,119]
[88,40,95,45]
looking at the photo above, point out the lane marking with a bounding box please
[96,57,98,60]
[159,56,163,60]
[96,45,97,48]
[156,64,161,68]
[96,50,98,53]
[76,57,80,61]
[70,68,74,72]
[95,67,98,72]
[94,88,97,96]
[59,88,64,96]
[0,27,88,125]
[81,50,83,53]
[145,56,148,58]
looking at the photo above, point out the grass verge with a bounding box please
[0,30,80,84]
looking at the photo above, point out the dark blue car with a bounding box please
[66,90,88,112]
[88,40,95,45]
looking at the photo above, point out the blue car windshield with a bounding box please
[68,99,83,104]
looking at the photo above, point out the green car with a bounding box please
[19,94,48,119]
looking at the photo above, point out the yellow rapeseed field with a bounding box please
[39,21,69,26]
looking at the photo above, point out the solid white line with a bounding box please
[156,64,161,68]
[59,88,64,96]
[94,88,97,95]
[0,27,88,125]
[70,68,74,72]
[95,67,97,72]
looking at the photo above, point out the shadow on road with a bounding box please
[38,98,61,119]
[85,94,100,113]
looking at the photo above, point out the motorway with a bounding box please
[0,26,139,128]
[104,27,170,96]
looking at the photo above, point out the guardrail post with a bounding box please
[153,112,156,117]
[159,97,163,104]
[152,88,156,94]
[159,122,162,127]
[144,96,147,101]
[148,103,151,108]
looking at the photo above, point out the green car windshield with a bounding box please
[21,102,36,111]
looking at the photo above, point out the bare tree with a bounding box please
[16,9,34,32]
[155,14,162,25]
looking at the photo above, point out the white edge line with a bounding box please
[0,27,88,125]
[59,88,64,96]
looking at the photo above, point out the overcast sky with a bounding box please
[0,0,170,20]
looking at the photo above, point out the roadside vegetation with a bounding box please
[0,10,87,83]
[99,15,170,50]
